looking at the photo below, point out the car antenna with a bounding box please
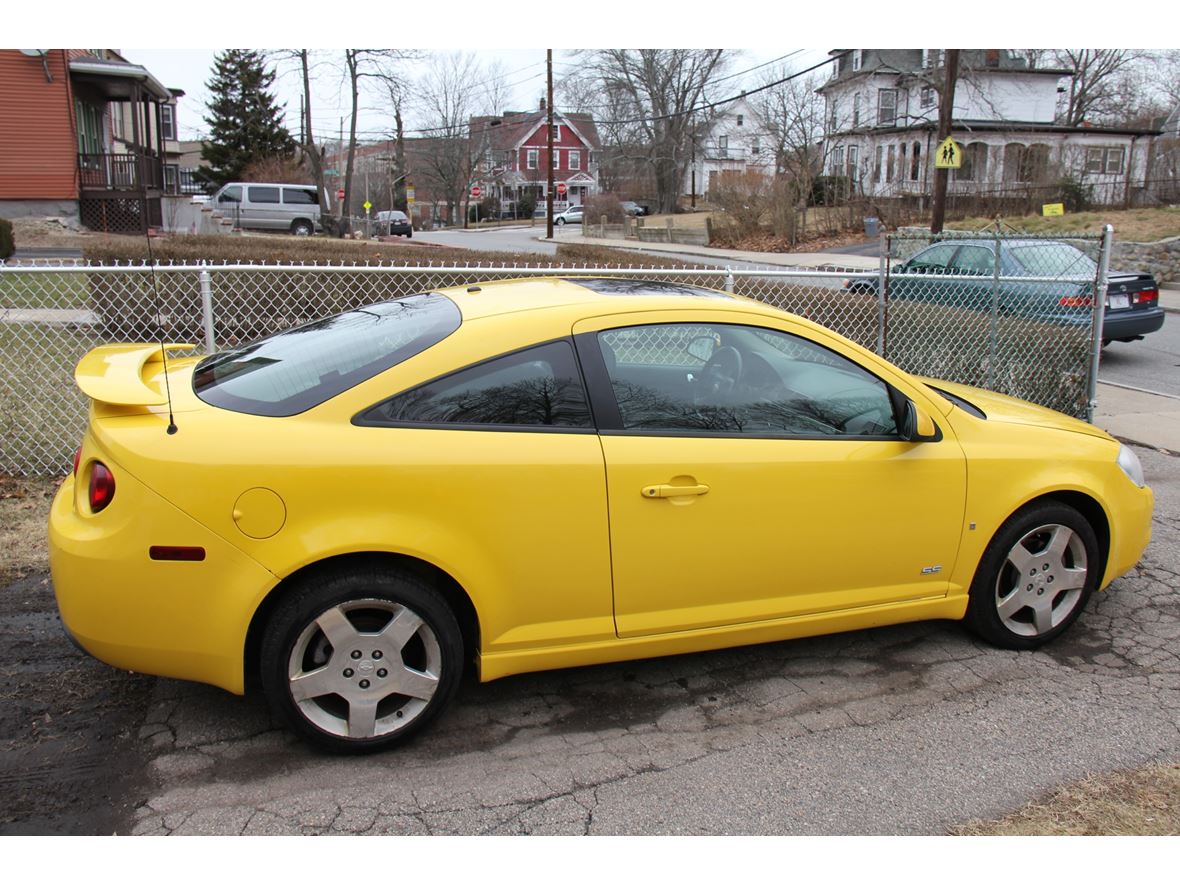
[144,217,178,435]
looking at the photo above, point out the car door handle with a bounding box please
[642,483,710,499]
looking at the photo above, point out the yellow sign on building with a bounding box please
[1042,203,1065,217]
[934,137,963,169]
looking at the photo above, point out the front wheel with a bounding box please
[963,502,1100,650]
[260,567,464,753]
[556,217,566,225]
[291,220,314,237]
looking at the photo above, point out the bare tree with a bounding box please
[566,50,732,214]
[753,66,825,240]
[267,50,330,220]
[414,52,487,227]
[1054,49,1151,126]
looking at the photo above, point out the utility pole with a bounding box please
[929,49,960,235]
[546,49,555,240]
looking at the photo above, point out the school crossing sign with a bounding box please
[934,137,963,170]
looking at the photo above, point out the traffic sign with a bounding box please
[556,182,567,196]
[363,200,372,213]
[471,186,482,198]
[934,137,963,169]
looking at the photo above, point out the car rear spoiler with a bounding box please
[75,343,196,406]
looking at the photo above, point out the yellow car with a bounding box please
[49,278,1153,752]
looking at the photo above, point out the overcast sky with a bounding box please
[121,48,831,143]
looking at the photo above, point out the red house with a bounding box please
[471,102,601,214]
[0,49,178,233]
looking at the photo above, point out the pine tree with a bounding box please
[196,50,295,189]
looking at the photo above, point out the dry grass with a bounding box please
[953,763,1180,835]
[950,207,1180,243]
[0,475,60,587]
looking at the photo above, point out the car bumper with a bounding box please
[1103,307,1164,341]
[49,469,277,694]
[1102,474,1154,588]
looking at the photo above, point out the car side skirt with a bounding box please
[476,594,967,682]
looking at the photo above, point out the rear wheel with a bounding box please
[291,219,314,237]
[260,567,463,753]
[964,502,1099,649]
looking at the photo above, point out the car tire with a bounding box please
[291,220,314,237]
[963,501,1100,650]
[405,229,412,239]
[556,218,566,225]
[260,566,464,753]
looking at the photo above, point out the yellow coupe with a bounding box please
[49,278,1153,752]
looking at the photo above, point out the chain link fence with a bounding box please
[0,234,1108,476]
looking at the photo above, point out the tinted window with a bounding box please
[282,187,317,205]
[218,185,242,203]
[362,341,592,429]
[599,323,897,437]
[1010,244,1095,276]
[906,244,957,271]
[949,245,995,275]
[247,186,281,204]
[193,295,460,417]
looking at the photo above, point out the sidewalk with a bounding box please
[569,233,880,271]
[1095,383,1180,452]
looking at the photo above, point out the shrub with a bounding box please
[0,217,13,260]
[810,175,852,207]
[1056,176,1093,213]
[582,194,626,224]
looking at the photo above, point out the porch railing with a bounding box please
[78,152,163,192]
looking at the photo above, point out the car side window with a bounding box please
[906,243,957,272]
[248,186,281,204]
[949,245,995,275]
[597,324,897,437]
[218,185,241,204]
[363,340,593,429]
[283,187,317,205]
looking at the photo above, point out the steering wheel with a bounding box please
[698,345,744,401]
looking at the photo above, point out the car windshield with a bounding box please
[193,294,460,416]
[1009,243,1096,277]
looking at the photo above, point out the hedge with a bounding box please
[0,218,14,260]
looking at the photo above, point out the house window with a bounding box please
[161,104,176,141]
[1003,143,1028,182]
[527,149,538,170]
[852,50,863,72]
[832,146,844,174]
[751,138,760,156]
[848,145,859,181]
[1085,147,1105,174]
[737,114,744,126]
[878,89,898,126]
[911,142,921,180]
[1088,146,1125,174]
[899,143,907,178]
[718,135,728,157]
[873,145,883,182]
[956,142,989,182]
[164,164,178,194]
[853,93,861,127]
[886,145,895,182]
[920,87,935,109]
[552,149,560,170]
[551,124,561,142]
[829,100,838,132]
[569,150,581,170]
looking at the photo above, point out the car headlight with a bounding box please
[1117,444,1146,488]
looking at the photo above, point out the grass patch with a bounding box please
[950,207,1180,242]
[0,272,89,310]
[0,475,60,587]
[953,763,1180,835]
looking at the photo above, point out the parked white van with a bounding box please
[210,182,323,236]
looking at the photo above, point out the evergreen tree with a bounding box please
[196,50,295,190]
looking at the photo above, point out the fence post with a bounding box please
[724,267,735,294]
[876,231,888,356]
[1086,224,1114,423]
[988,231,1002,389]
[199,263,217,353]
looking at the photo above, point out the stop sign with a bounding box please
[471,186,482,198]
[556,182,567,196]
[336,188,345,201]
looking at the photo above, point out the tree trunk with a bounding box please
[342,51,360,236]
[300,51,328,220]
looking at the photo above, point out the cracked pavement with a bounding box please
[1,448,1176,835]
[111,446,1180,836]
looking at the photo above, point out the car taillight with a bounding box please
[1135,288,1159,304]
[73,447,81,477]
[1058,295,1092,307]
[89,461,115,513]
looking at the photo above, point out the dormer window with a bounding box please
[852,50,863,72]
[737,114,744,126]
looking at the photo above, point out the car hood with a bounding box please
[918,377,1114,442]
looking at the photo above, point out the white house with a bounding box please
[817,49,1160,207]
[683,96,776,198]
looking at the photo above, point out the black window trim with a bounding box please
[572,323,913,443]
[352,336,599,434]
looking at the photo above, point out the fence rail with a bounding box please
[0,232,1109,476]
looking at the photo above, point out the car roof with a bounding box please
[432,276,754,322]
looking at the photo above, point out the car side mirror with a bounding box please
[900,398,941,443]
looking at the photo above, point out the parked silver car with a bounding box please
[211,182,323,236]
[554,205,584,226]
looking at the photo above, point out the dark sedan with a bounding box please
[376,210,413,238]
[848,239,1163,345]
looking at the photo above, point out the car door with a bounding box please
[244,185,283,230]
[890,243,959,304]
[573,311,967,638]
[946,244,998,312]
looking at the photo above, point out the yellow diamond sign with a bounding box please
[363,200,372,212]
[934,137,963,169]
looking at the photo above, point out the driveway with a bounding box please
[3,445,1176,835]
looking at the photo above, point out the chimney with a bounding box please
[539,96,546,111]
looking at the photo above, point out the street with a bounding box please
[1100,317,1180,398]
